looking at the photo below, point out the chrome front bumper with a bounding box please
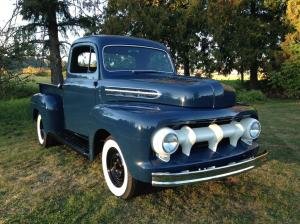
[152,151,268,187]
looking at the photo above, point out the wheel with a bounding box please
[102,137,139,199]
[36,114,56,147]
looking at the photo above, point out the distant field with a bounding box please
[0,80,299,223]
[23,69,249,86]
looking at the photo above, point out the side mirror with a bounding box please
[57,83,63,89]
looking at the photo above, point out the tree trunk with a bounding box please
[47,9,63,85]
[183,63,190,76]
[249,65,258,89]
[183,57,190,76]
[241,72,244,84]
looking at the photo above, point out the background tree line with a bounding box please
[1,0,299,97]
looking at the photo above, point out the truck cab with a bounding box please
[31,35,267,199]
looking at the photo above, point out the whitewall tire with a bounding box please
[36,113,56,147]
[102,137,138,199]
[37,114,45,145]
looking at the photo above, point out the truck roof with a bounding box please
[72,35,167,50]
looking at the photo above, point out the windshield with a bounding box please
[103,45,174,73]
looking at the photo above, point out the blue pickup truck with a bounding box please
[31,35,267,199]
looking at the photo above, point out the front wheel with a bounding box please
[102,137,139,199]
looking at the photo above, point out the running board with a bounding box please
[54,130,90,157]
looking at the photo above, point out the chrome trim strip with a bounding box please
[104,87,162,99]
[151,151,268,187]
[105,88,159,96]
[152,166,255,186]
[153,152,265,176]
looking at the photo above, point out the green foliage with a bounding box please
[99,0,290,87]
[269,59,300,98]
[101,0,209,75]
[0,10,36,71]
[18,0,81,84]
[264,0,300,99]
[34,71,49,77]
[286,0,300,40]
[0,70,36,100]
[221,80,245,91]
[19,0,71,22]
[236,89,267,103]
[207,0,289,88]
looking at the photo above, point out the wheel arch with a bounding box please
[33,108,39,121]
[91,129,111,159]
[88,104,155,183]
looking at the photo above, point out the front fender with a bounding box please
[89,103,158,182]
[88,102,259,183]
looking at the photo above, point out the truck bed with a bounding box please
[39,83,63,96]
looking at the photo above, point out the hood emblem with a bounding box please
[105,87,161,99]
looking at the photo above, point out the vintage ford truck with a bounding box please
[31,35,268,199]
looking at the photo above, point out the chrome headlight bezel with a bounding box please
[249,120,261,139]
[151,128,179,162]
[241,118,261,141]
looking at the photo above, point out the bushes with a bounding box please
[0,69,36,100]
[221,80,267,103]
[267,41,300,99]
[268,61,300,99]
[236,90,266,104]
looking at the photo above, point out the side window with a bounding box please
[70,45,97,74]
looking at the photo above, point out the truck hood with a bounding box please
[101,74,236,108]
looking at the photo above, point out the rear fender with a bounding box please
[31,93,64,133]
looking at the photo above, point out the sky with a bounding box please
[0,0,83,45]
[0,0,23,27]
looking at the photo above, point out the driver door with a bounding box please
[63,43,99,136]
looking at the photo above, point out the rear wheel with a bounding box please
[36,114,56,147]
[102,137,139,199]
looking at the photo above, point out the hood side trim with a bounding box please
[105,87,161,99]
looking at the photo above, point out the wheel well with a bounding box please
[93,129,111,157]
[33,109,39,121]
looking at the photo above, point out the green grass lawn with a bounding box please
[0,80,299,223]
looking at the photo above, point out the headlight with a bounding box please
[152,128,179,162]
[162,133,179,154]
[249,121,261,139]
[241,118,261,142]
